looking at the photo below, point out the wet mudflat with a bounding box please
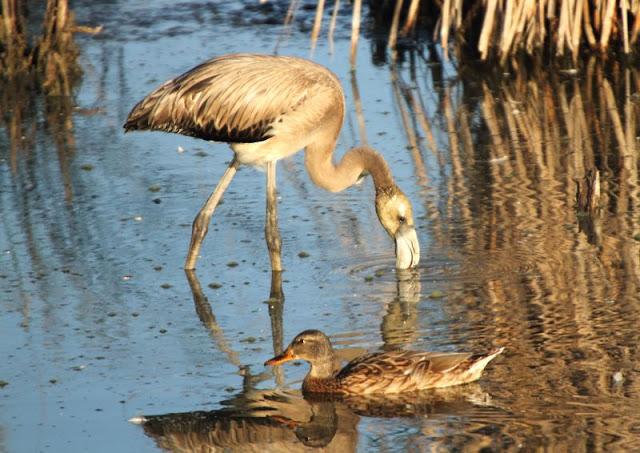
[1,1,640,451]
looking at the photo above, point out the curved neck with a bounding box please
[307,356,336,379]
[303,354,339,393]
[305,143,395,193]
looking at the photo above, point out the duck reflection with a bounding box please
[131,382,498,452]
[130,384,358,452]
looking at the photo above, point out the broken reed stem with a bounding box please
[350,0,362,67]
[402,0,421,36]
[389,0,404,52]
[441,0,452,58]
[328,0,340,54]
[310,0,325,50]
[621,0,629,53]
[599,0,617,50]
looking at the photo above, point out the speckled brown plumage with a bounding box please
[124,54,330,145]
[265,330,504,395]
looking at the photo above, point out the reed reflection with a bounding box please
[387,53,640,449]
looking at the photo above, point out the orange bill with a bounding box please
[264,348,296,366]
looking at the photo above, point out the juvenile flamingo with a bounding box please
[124,54,420,271]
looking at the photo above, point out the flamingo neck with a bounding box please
[304,143,395,193]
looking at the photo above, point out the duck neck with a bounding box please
[305,142,395,194]
[307,356,336,380]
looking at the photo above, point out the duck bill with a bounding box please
[264,347,296,366]
[394,223,420,269]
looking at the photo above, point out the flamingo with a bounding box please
[124,54,420,271]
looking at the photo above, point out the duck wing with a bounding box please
[336,350,475,394]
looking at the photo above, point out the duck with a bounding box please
[264,330,504,395]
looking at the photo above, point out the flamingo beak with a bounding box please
[265,347,296,366]
[394,223,420,269]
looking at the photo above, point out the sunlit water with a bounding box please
[1,0,640,451]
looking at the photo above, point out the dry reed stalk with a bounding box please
[520,0,537,54]
[1,0,30,76]
[440,0,460,59]
[537,0,547,48]
[310,0,325,50]
[571,0,585,61]
[1,0,19,39]
[631,5,640,44]
[402,0,421,36]
[583,0,597,47]
[388,0,404,53]
[350,0,362,67]
[621,0,630,53]
[328,0,340,54]
[600,0,617,50]
[499,0,517,63]
[594,0,602,32]
[557,0,571,55]
[478,0,498,59]
[36,0,79,96]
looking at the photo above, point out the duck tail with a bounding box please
[128,416,148,425]
[469,347,505,373]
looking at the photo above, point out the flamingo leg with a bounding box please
[265,161,283,272]
[185,157,240,270]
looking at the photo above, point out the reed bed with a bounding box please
[0,0,100,93]
[277,0,640,64]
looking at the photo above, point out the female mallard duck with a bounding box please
[265,330,504,395]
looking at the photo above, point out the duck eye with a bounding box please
[398,216,406,223]
[296,338,305,344]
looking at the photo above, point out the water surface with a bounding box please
[1,1,640,451]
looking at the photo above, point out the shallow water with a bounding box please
[2,1,640,451]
